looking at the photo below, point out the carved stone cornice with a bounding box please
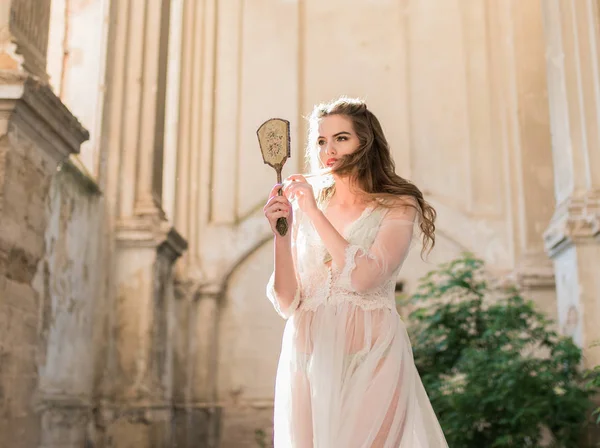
[0,72,89,162]
[116,216,188,262]
[544,190,600,257]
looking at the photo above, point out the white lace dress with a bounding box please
[267,201,449,448]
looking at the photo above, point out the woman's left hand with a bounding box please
[283,174,319,215]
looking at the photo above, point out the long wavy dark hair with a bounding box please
[306,97,436,257]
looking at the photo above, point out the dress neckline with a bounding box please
[320,199,375,238]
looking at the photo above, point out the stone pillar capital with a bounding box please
[115,216,188,255]
[544,191,600,257]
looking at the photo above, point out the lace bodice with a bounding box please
[267,200,416,318]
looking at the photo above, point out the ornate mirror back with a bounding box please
[257,118,291,236]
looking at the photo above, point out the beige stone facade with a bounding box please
[0,0,598,446]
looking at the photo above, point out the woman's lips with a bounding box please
[326,158,338,167]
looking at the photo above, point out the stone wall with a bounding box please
[1,0,187,446]
[0,74,90,448]
[34,161,106,448]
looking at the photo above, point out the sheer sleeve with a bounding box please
[266,270,300,319]
[336,204,416,294]
[266,206,302,319]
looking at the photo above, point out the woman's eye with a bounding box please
[317,140,326,146]
[337,136,347,142]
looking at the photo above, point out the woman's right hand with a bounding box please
[264,184,293,237]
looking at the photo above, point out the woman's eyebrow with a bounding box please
[319,131,352,139]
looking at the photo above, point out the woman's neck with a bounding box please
[331,176,367,206]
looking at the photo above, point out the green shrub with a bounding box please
[406,254,596,447]
[584,348,600,430]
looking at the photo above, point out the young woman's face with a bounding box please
[317,114,360,169]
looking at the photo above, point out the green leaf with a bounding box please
[408,253,594,448]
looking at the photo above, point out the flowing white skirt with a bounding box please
[273,302,449,448]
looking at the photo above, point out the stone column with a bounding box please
[170,0,217,271]
[99,0,188,445]
[541,0,600,367]
[486,0,557,316]
[101,225,186,445]
[172,285,222,448]
[164,2,223,445]
[102,0,172,218]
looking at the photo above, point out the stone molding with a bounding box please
[544,190,600,257]
[34,391,92,412]
[514,267,556,289]
[116,217,187,259]
[195,282,222,301]
[511,252,556,289]
[173,399,272,409]
[0,71,89,162]
[94,403,173,426]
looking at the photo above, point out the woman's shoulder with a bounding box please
[376,195,418,222]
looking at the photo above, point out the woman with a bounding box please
[263,97,448,447]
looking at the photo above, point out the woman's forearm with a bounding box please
[273,235,298,307]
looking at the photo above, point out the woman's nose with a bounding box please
[325,143,336,155]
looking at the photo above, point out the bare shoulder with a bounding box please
[384,195,418,221]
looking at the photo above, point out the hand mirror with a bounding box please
[257,118,291,236]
